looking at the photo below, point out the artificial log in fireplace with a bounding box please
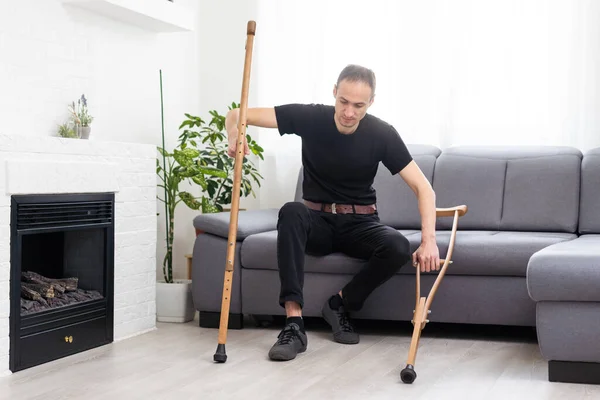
[20,271,103,314]
[10,193,114,372]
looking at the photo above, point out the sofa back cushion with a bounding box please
[433,146,582,232]
[293,144,441,229]
[579,147,600,234]
[293,168,303,202]
[373,144,441,229]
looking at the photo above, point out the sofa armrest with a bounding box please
[527,235,600,302]
[192,208,279,240]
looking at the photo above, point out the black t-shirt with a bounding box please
[274,103,413,205]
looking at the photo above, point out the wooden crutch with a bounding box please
[400,204,468,383]
[213,20,256,364]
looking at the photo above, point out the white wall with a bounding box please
[250,0,600,209]
[0,0,198,146]
[0,0,200,281]
[196,0,262,210]
[196,1,305,212]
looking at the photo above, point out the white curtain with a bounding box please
[253,0,600,207]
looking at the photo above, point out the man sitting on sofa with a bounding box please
[225,64,440,361]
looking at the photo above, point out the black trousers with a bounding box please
[276,201,412,312]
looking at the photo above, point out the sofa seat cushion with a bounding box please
[527,235,600,302]
[399,231,577,277]
[241,229,575,277]
[241,230,421,274]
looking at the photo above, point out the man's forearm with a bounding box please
[225,108,240,133]
[226,107,278,130]
[417,186,437,243]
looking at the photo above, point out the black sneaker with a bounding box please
[322,298,360,344]
[268,322,307,361]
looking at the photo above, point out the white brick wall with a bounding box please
[0,0,199,147]
[0,133,157,376]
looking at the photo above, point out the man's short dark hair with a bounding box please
[336,64,376,97]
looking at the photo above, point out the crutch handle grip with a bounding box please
[413,259,452,267]
[247,20,256,35]
[436,205,468,217]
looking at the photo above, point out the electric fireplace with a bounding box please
[9,192,114,372]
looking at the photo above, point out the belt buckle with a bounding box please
[331,203,336,214]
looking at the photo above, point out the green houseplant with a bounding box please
[156,146,227,284]
[156,128,228,323]
[176,102,264,213]
[157,102,264,283]
[155,94,265,322]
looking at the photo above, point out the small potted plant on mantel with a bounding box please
[68,94,94,139]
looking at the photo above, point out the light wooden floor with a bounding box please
[1,314,599,400]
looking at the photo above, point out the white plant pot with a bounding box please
[156,279,195,323]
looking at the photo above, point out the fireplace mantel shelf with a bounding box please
[61,0,195,32]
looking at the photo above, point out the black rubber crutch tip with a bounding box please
[400,364,417,384]
[214,344,227,363]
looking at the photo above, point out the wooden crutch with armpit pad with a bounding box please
[400,204,468,383]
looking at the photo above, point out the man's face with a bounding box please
[333,79,374,134]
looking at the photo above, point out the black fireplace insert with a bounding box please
[9,193,114,372]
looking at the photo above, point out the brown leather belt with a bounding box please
[304,200,377,215]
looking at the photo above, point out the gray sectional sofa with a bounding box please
[526,147,600,384]
[191,145,600,384]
